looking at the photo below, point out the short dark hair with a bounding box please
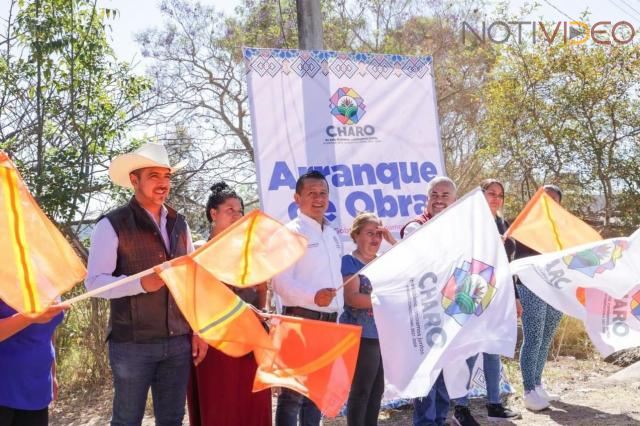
[206,181,244,223]
[295,170,328,194]
[543,184,562,202]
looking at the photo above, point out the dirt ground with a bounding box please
[50,357,640,425]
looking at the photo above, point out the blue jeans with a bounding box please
[413,372,450,426]
[109,335,192,426]
[275,388,321,426]
[452,353,501,406]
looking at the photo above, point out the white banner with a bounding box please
[511,229,640,356]
[244,48,445,240]
[362,189,517,398]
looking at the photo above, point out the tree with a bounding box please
[0,0,155,386]
[134,0,363,228]
[0,0,152,236]
[480,39,640,233]
[137,0,494,223]
[381,1,498,192]
[136,0,258,222]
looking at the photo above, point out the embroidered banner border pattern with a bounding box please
[244,47,433,79]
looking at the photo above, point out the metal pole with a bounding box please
[296,0,324,50]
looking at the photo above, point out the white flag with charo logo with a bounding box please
[361,189,517,398]
[584,285,640,356]
[510,230,640,313]
[511,229,640,356]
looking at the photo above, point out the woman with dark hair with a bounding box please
[517,184,564,412]
[450,179,521,426]
[187,182,270,426]
[0,302,67,426]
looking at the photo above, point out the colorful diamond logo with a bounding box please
[563,240,628,278]
[329,87,366,125]
[441,259,497,326]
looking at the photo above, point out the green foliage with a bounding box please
[1,0,153,389]
[480,41,640,232]
[381,13,499,192]
[4,0,637,391]
[1,0,151,224]
[56,286,110,387]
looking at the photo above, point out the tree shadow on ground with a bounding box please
[535,400,640,426]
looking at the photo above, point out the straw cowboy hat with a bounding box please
[109,143,187,189]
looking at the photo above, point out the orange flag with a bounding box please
[155,256,273,356]
[505,187,602,253]
[190,210,307,287]
[0,152,86,314]
[253,315,361,418]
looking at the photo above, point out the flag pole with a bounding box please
[335,188,489,292]
[65,268,154,305]
[65,212,265,306]
[334,273,358,291]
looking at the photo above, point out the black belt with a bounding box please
[282,306,337,322]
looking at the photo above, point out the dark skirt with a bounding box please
[187,348,272,426]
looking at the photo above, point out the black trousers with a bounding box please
[347,337,385,426]
[0,406,48,426]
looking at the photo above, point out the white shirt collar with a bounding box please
[297,211,328,231]
[142,204,168,221]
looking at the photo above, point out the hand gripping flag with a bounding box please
[505,187,602,253]
[68,209,307,304]
[510,229,640,356]
[253,315,361,418]
[155,256,273,356]
[0,152,86,313]
[361,188,517,399]
[188,210,307,287]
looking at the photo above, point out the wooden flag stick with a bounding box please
[65,268,154,305]
[334,273,358,292]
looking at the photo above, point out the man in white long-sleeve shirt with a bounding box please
[85,143,207,426]
[272,170,344,426]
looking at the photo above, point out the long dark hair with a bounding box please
[480,178,504,194]
[205,181,244,223]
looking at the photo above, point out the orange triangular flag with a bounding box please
[505,187,602,253]
[189,210,307,287]
[253,315,361,418]
[155,256,272,356]
[0,152,86,313]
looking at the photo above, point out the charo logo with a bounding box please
[441,259,497,326]
[563,240,628,278]
[330,87,366,125]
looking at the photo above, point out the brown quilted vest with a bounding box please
[104,197,190,342]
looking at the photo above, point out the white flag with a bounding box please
[583,286,640,356]
[511,229,640,356]
[362,188,517,399]
[442,354,514,399]
[510,229,640,321]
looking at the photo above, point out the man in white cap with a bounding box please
[86,143,207,426]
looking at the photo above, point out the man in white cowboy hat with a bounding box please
[85,142,208,426]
